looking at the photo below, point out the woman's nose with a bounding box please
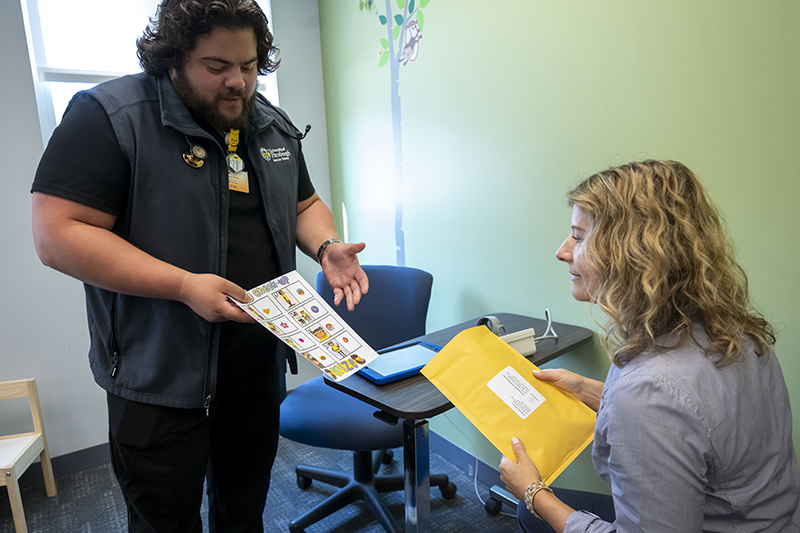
[556,237,572,263]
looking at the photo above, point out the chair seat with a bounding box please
[0,434,42,473]
[280,377,403,451]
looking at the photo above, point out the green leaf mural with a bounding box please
[359,0,433,266]
[378,50,390,67]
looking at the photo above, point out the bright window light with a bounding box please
[342,202,350,244]
[36,0,158,75]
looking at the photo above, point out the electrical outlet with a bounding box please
[468,464,474,477]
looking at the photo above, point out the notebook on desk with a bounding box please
[358,340,442,385]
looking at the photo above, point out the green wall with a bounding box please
[317,0,800,493]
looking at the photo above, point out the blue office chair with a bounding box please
[279,265,456,533]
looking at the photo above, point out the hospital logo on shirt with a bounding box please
[260,146,292,162]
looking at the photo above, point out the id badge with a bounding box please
[227,153,244,173]
[229,170,249,193]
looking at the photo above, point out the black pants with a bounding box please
[107,358,281,533]
[516,487,615,532]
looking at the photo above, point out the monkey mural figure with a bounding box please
[401,19,422,65]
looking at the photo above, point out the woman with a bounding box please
[500,160,800,532]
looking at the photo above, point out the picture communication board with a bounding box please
[234,270,379,381]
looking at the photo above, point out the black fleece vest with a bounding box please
[82,73,303,408]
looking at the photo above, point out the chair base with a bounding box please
[289,449,453,533]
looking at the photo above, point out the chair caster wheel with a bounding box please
[296,475,312,489]
[484,496,502,515]
[382,449,394,464]
[440,481,457,499]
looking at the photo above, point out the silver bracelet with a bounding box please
[524,480,553,520]
[316,238,342,263]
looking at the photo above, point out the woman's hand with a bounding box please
[499,437,542,500]
[533,368,585,398]
[534,368,604,411]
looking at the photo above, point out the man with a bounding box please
[31,0,368,531]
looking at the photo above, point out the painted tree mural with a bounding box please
[360,0,431,266]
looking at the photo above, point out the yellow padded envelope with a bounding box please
[421,326,596,484]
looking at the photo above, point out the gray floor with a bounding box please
[0,436,519,532]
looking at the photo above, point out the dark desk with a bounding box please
[326,312,593,532]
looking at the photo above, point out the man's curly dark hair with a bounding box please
[137,0,280,76]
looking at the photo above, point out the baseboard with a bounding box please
[429,430,503,489]
[17,442,110,490]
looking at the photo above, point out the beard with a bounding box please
[172,67,257,133]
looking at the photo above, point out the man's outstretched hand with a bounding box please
[321,241,369,311]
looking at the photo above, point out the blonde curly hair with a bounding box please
[567,160,774,366]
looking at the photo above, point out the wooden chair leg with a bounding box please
[5,473,29,533]
[40,449,56,497]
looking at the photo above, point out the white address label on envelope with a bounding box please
[486,365,546,420]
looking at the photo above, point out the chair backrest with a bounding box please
[0,379,44,436]
[316,265,433,351]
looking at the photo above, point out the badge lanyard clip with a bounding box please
[225,129,249,193]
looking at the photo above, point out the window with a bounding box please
[24,0,278,142]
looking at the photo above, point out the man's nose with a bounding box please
[225,72,245,90]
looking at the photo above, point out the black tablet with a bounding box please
[358,340,441,385]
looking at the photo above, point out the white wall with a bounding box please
[0,0,329,458]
